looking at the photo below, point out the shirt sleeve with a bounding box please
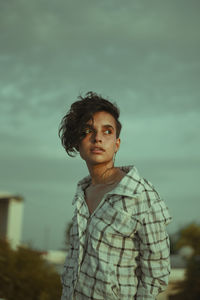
[60,233,74,298]
[135,196,172,300]
[61,212,78,300]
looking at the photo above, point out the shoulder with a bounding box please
[114,165,172,225]
[120,165,160,197]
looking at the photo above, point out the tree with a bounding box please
[170,255,200,300]
[175,223,200,255]
[170,223,200,299]
[0,239,62,300]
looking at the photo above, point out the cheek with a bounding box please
[79,138,91,156]
[108,139,118,152]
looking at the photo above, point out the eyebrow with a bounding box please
[102,124,114,130]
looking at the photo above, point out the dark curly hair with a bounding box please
[58,91,122,157]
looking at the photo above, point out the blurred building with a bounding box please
[42,250,67,274]
[0,192,24,249]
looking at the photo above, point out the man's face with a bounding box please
[79,111,120,167]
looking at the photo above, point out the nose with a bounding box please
[91,130,102,143]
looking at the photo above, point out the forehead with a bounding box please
[87,111,116,128]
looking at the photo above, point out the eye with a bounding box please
[84,128,92,134]
[104,129,112,134]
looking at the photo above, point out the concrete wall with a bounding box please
[6,198,24,249]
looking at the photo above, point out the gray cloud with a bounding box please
[1,0,200,116]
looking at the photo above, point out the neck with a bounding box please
[86,161,117,186]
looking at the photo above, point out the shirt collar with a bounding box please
[72,165,143,205]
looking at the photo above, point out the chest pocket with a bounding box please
[88,204,141,260]
[93,203,140,234]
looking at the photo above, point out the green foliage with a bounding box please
[175,223,200,255]
[170,255,200,300]
[170,223,200,299]
[0,239,62,300]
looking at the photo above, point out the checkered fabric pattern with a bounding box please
[61,165,172,300]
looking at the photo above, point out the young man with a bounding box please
[59,92,172,300]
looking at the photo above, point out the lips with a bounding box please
[90,146,105,153]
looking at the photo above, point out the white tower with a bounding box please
[0,193,24,249]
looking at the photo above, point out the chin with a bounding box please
[88,157,113,166]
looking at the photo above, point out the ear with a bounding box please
[115,138,120,152]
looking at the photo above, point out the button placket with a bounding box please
[76,195,90,273]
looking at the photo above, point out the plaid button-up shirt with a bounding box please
[61,165,172,300]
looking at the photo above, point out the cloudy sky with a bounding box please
[0,0,199,250]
